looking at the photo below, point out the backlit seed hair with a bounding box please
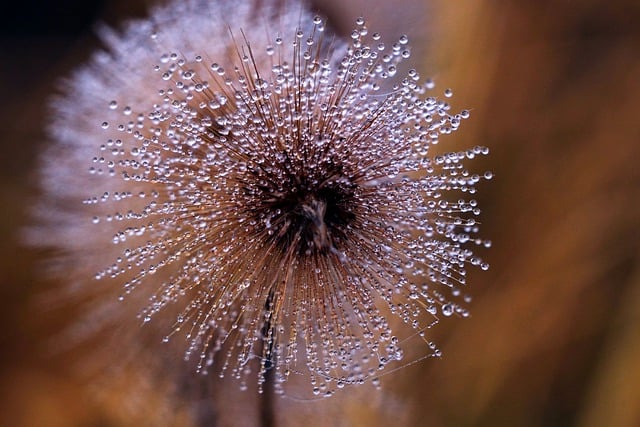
[33,0,490,397]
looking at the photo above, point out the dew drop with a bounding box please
[441,304,454,316]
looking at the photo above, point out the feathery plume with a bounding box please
[32,0,490,398]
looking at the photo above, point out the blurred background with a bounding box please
[1,0,638,425]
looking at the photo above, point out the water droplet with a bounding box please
[441,304,454,316]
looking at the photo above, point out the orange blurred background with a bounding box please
[1,0,638,426]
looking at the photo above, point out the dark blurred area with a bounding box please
[1,0,639,426]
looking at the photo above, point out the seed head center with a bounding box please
[299,196,331,251]
[260,175,356,256]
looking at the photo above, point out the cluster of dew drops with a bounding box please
[86,12,492,398]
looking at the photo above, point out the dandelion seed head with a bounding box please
[33,0,490,398]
